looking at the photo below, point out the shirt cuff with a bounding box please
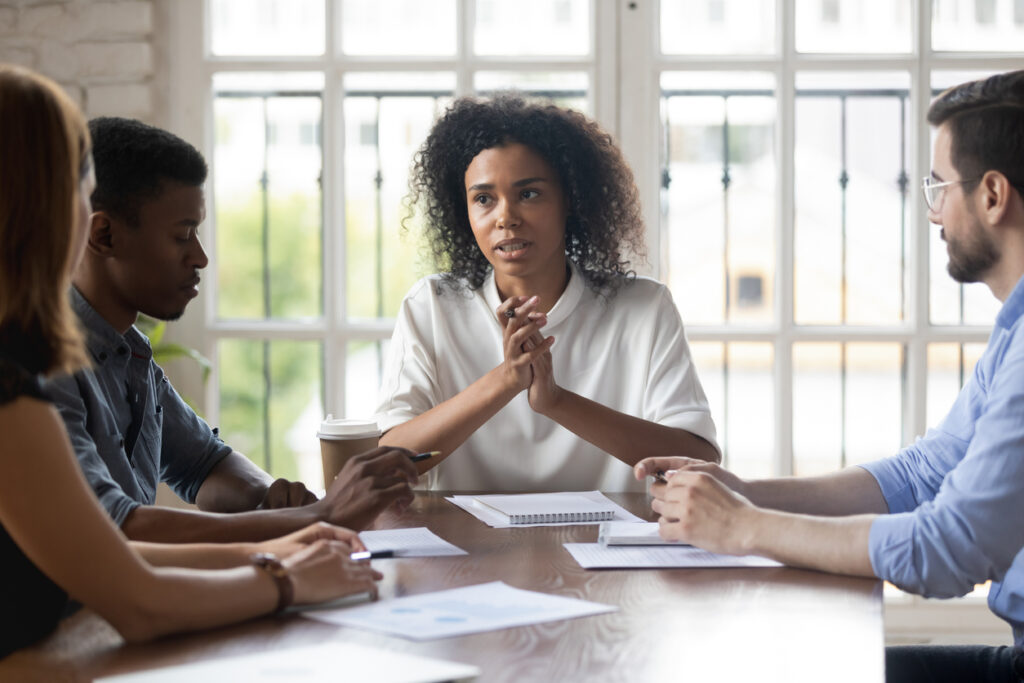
[858,460,917,514]
[103,493,142,528]
[867,512,916,584]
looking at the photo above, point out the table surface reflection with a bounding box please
[0,492,884,682]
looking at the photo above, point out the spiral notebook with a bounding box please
[472,493,617,525]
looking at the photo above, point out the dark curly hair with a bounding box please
[404,93,646,296]
[88,116,207,225]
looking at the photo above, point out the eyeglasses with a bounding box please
[921,176,978,212]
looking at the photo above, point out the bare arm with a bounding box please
[635,457,889,516]
[121,501,324,543]
[0,399,380,642]
[651,470,876,577]
[379,297,551,473]
[538,389,719,467]
[194,451,318,512]
[122,447,418,543]
[379,367,519,473]
[132,523,366,569]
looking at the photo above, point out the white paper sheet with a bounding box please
[598,521,690,546]
[359,526,468,556]
[564,543,784,569]
[94,642,480,683]
[303,581,616,640]
[446,491,645,528]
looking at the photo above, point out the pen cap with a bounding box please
[316,415,380,441]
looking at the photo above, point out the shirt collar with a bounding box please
[71,287,152,366]
[996,274,1024,332]
[481,260,586,329]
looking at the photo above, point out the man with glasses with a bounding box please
[636,69,1024,682]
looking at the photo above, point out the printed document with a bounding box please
[564,543,784,569]
[360,527,468,556]
[303,580,616,640]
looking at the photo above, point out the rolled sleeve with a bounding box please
[155,367,232,504]
[866,342,1024,599]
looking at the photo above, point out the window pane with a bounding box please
[474,72,590,114]
[218,339,323,482]
[692,341,774,478]
[926,343,986,428]
[210,0,325,56]
[341,0,455,55]
[796,0,912,53]
[347,339,390,419]
[793,343,842,475]
[344,73,452,320]
[662,72,776,326]
[933,0,1024,51]
[474,0,590,56]
[660,0,775,55]
[928,71,1003,327]
[795,72,910,325]
[793,342,903,475]
[214,75,323,321]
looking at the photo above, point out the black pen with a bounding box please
[350,549,395,561]
[410,450,440,463]
[653,469,677,483]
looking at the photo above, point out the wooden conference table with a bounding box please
[0,492,884,682]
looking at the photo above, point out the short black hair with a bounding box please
[88,116,207,224]
[927,70,1024,198]
[404,93,646,297]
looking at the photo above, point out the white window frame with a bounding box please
[164,0,1023,475]
[621,0,1022,477]
[164,0,619,438]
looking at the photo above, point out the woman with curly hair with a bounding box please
[377,93,719,491]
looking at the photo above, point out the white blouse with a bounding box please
[376,262,719,492]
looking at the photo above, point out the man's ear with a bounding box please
[977,170,1012,226]
[87,211,115,256]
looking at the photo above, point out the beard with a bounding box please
[943,217,999,285]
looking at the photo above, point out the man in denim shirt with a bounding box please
[636,71,1024,682]
[46,117,417,543]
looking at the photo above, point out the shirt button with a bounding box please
[98,352,108,361]
[117,347,128,356]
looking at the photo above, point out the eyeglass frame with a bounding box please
[921,175,979,212]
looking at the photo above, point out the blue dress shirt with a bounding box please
[862,275,1024,648]
[43,288,232,525]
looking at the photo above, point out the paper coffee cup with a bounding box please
[317,415,381,487]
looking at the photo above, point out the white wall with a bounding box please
[0,0,157,120]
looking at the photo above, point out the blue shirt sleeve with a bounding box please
[154,363,233,504]
[862,329,1024,598]
[44,372,141,526]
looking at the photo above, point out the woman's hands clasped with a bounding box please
[496,295,561,413]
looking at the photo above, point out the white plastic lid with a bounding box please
[316,415,380,440]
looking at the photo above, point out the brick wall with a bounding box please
[0,0,156,121]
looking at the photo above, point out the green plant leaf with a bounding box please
[153,342,212,383]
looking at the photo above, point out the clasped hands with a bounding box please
[496,295,560,413]
[634,456,762,557]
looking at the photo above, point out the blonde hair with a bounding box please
[0,64,90,375]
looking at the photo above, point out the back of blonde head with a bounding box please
[0,64,89,375]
